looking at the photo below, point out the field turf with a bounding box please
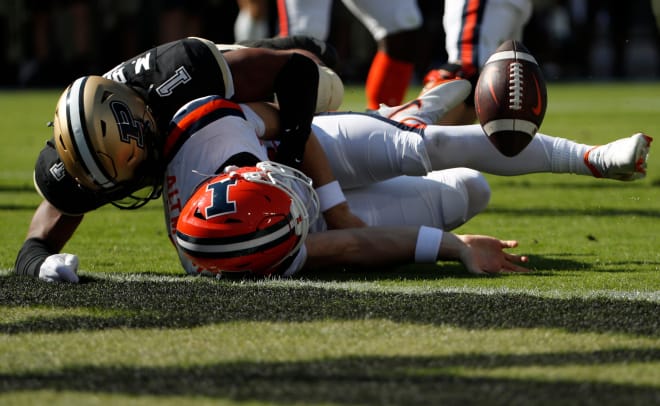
[0,83,659,405]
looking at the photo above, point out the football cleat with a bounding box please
[583,133,653,181]
[421,63,475,94]
[377,78,471,127]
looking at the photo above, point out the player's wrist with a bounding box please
[14,238,54,277]
[414,226,444,263]
[315,180,346,212]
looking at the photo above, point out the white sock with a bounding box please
[548,135,592,175]
[422,125,593,176]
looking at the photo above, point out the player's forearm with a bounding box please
[304,226,478,270]
[245,101,336,188]
[300,132,335,187]
[301,133,366,228]
[304,227,418,268]
[246,102,362,229]
[26,201,83,251]
[244,103,338,188]
[271,52,319,167]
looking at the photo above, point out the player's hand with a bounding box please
[457,235,529,275]
[39,253,80,283]
[323,202,366,230]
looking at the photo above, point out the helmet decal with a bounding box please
[109,100,145,148]
[203,177,238,219]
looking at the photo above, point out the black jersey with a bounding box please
[35,37,232,215]
[103,37,232,135]
[33,36,325,215]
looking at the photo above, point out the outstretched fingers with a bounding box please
[499,240,530,273]
[458,235,531,275]
[502,257,530,273]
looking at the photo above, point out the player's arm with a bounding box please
[18,140,115,282]
[14,200,83,282]
[247,102,366,229]
[300,131,366,229]
[225,47,343,168]
[303,226,529,275]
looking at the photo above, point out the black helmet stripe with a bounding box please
[179,230,295,259]
[175,214,296,258]
[66,76,114,189]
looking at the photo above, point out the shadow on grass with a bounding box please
[1,274,657,336]
[489,179,654,190]
[0,185,35,193]
[484,206,660,218]
[0,351,658,405]
[0,204,40,210]
[307,253,595,280]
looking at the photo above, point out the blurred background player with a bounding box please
[277,0,422,110]
[234,0,270,41]
[18,0,93,87]
[2,1,658,89]
[276,0,534,120]
[420,0,533,125]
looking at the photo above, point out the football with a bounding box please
[475,40,547,157]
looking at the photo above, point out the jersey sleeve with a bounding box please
[103,37,232,134]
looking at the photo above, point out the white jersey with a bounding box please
[164,97,270,248]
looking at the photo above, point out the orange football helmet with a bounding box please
[175,162,320,276]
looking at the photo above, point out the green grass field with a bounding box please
[0,83,659,405]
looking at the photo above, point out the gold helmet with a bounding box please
[53,76,160,207]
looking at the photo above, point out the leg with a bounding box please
[312,112,652,189]
[424,0,534,125]
[312,112,434,189]
[422,125,652,180]
[322,169,490,232]
[276,0,333,39]
[341,0,422,109]
[234,0,270,41]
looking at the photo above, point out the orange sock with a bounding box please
[365,51,414,110]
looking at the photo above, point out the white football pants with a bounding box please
[311,111,591,231]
